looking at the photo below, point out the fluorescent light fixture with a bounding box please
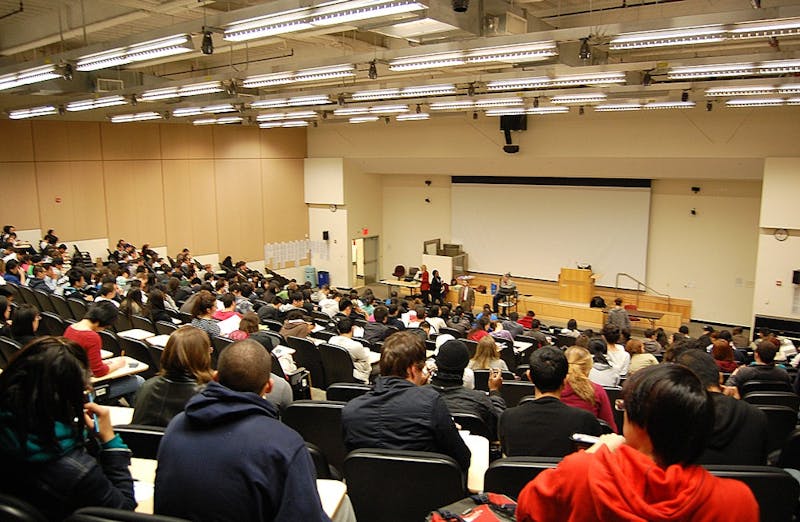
[8,105,58,120]
[140,81,224,102]
[484,108,526,116]
[610,25,725,50]
[251,95,333,109]
[668,63,755,80]
[643,101,696,109]
[594,103,642,112]
[193,116,243,125]
[352,83,456,101]
[704,86,776,97]
[527,106,569,114]
[66,95,128,112]
[242,64,355,88]
[778,84,800,95]
[757,60,800,75]
[110,111,163,123]
[0,64,61,92]
[787,98,800,105]
[726,97,785,107]
[257,110,317,121]
[259,120,310,128]
[349,116,380,123]
[396,112,429,120]
[551,93,607,104]
[389,41,556,71]
[224,0,426,42]
[487,72,625,91]
[429,101,476,111]
[172,104,237,117]
[334,104,408,116]
[333,107,370,116]
[474,98,524,108]
[728,18,800,39]
[76,35,193,72]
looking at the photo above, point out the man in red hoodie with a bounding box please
[516,364,759,522]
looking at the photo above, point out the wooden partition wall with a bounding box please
[0,120,308,262]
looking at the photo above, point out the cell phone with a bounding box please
[86,391,100,434]
[571,433,600,449]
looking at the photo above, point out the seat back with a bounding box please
[113,424,165,460]
[115,312,133,332]
[33,290,56,313]
[50,294,74,320]
[305,442,336,480]
[604,386,624,434]
[287,336,326,390]
[263,319,283,332]
[318,343,359,388]
[0,336,22,369]
[343,448,466,522]
[67,299,88,322]
[39,311,66,337]
[777,428,800,469]
[755,405,798,453]
[98,330,122,357]
[741,380,793,395]
[452,412,492,440]
[0,493,48,522]
[743,391,800,411]
[67,506,188,521]
[311,329,334,342]
[439,327,463,339]
[392,265,406,279]
[16,286,37,309]
[463,339,478,358]
[211,336,233,369]
[326,382,372,402]
[130,315,155,333]
[556,334,577,348]
[484,456,562,499]
[499,346,518,372]
[705,465,800,522]
[117,338,157,378]
[282,400,347,473]
[473,370,516,391]
[155,321,178,336]
[261,330,285,349]
[500,380,536,407]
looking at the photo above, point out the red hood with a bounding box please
[587,445,715,521]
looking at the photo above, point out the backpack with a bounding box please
[590,296,606,308]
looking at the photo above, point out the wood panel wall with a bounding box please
[0,120,308,263]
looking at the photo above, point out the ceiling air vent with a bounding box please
[96,78,124,92]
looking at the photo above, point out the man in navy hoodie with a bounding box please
[154,339,330,522]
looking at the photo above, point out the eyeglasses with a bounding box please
[614,399,625,412]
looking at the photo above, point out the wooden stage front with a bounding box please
[445,273,689,332]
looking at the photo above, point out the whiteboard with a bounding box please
[450,183,651,288]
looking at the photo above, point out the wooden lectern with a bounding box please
[559,268,595,303]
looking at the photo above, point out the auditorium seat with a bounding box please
[604,386,624,434]
[39,311,66,336]
[344,449,465,522]
[283,400,347,474]
[113,425,165,460]
[743,391,800,411]
[319,341,362,387]
[33,290,55,314]
[98,330,122,357]
[117,338,158,378]
[262,319,283,332]
[483,456,561,499]
[500,380,535,407]
[67,507,187,521]
[705,465,799,522]
[741,380,793,395]
[451,412,493,440]
[155,321,178,336]
[67,298,88,321]
[0,336,22,369]
[130,315,155,333]
[326,382,372,402]
[288,336,326,390]
[0,493,47,522]
[754,405,797,453]
[50,294,74,320]
[473,370,516,391]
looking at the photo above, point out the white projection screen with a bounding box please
[450,180,651,289]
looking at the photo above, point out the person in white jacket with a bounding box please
[329,317,373,383]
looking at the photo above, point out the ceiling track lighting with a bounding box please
[349,116,380,124]
[223,0,427,42]
[643,101,695,109]
[726,97,786,107]
[594,103,642,112]
[76,34,193,71]
[551,93,607,104]
[333,104,410,116]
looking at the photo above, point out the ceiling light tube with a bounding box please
[465,41,557,63]
[486,76,551,91]
[610,25,725,50]
[527,106,569,114]
[140,81,224,102]
[369,104,409,113]
[260,120,310,128]
[704,86,776,97]
[594,103,642,112]
[668,63,755,79]
[786,98,800,105]
[333,107,370,116]
[257,110,317,121]
[726,97,785,107]
[8,105,58,120]
[76,34,193,72]
[349,116,380,123]
[110,111,163,123]
[429,101,476,110]
[389,51,465,71]
[549,72,626,87]
[728,18,800,39]
[66,95,128,112]
[778,84,800,95]
[396,112,429,120]
[193,116,243,125]
[309,0,426,27]
[352,83,456,101]
[551,93,607,104]
[473,98,524,108]
[0,64,61,92]
[251,95,332,109]
[243,64,355,88]
[757,60,800,75]
[643,101,696,109]
[484,108,527,116]
[172,104,236,117]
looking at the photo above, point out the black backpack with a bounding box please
[590,296,606,308]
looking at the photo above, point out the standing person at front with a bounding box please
[341,331,471,472]
[417,264,431,304]
[429,269,443,304]
[154,339,330,522]
[516,364,759,522]
[606,297,631,331]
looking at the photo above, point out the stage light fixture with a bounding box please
[368,60,378,80]
[201,31,214,55]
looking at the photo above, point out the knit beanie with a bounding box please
[434,340,470,383]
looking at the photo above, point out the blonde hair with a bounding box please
[471,336,501,370]
[160,326,214,384]
[565,346,596,406]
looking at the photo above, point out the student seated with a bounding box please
[516,364,758,522]
[0,337,136,520]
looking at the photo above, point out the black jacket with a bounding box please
[428,379,506,439]
[342,376,471,471]
[154,382,329,522]
[132,374,203,428]
[363,321,391,343]
[28,277,53,294]
[696,392,769,465]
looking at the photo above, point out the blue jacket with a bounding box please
[0,419,136,521]
[342,376,471,471]
[154,381,329,522]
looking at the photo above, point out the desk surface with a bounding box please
[91,357,149,383]
[379,279,420,289]
[129,459,347,519]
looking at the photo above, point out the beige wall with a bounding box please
[0,120,308,263]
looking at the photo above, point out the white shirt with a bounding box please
[606,344,631,377]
